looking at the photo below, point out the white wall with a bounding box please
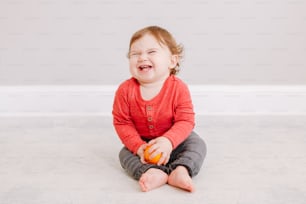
[1,0,306,116]
[0,0,306,85]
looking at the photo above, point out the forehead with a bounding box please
[130,34,163,50]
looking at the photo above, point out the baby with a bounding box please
[112,25,207,192]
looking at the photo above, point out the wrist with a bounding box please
[160,136,173,149]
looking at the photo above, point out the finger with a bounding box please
[140,156,147,164]
[163,153,170,165]
[148,144,159,155]
[149,149,160,160]
[148,139,157,146]
[164,155,170,165]
[157,152,168,166]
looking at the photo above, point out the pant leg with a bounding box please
[167,131,207,177]
[119,147,169,180]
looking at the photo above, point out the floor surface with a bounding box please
[0,115,306,204]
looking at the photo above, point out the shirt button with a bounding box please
[146,106,152,111]
[147,116,153,122]
[148,125,154,129]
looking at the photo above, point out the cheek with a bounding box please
[129,59,136,68]
[161,57,173,67]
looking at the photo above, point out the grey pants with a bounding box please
[119,131,207,180]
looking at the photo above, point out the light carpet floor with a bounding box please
[0,115,305,204]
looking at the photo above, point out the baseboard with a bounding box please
[1,85,306,116]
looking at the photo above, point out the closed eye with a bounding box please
[148,50,156,54]
[129,52,140,58]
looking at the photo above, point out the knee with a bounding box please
[119,147,130,163]
[188,132,207,158]
[199,138,207,158]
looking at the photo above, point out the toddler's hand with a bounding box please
[148,136,173,165]
[137,143,149,164]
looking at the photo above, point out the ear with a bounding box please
[169,54,179,69]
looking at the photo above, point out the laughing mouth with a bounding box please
[138,65,152,71]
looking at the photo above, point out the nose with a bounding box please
[138,52,148,61]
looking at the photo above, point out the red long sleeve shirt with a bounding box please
[112,75,195,154]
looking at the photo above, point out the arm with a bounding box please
[163,82,195,149]
[112,85,146,154]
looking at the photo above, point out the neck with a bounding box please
[138,76,170,101]
[138,75,170,89]
[139,80,164,89]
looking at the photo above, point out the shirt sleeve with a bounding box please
[162,81,195,149]
[112,83,146,154]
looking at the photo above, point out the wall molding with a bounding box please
[1,85,306,116]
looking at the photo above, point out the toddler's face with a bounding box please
[128,34,178,85]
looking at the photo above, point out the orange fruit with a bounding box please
[144,146,162,164]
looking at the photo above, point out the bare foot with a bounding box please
[139,168,168,192]
[168,166,195,192]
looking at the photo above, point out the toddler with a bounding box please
[112,25,207,192]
